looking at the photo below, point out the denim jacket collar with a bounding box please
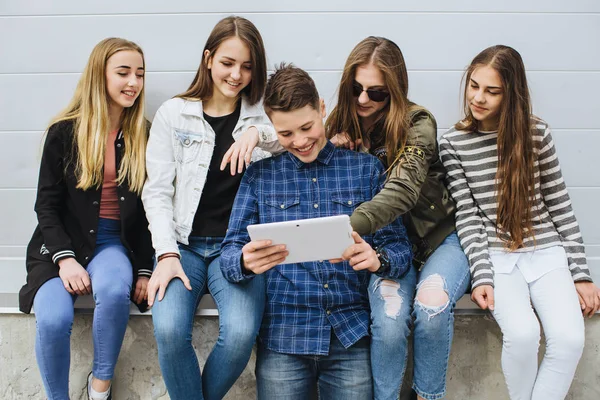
[179,95,263,121]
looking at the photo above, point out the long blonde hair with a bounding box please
[49,37,147,194]
[326,36,418,167]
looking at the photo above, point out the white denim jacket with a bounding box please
[142,96,279,256]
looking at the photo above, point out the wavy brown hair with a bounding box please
[175,16,267,105]
[326,36,419,167]
[456,45,536,250]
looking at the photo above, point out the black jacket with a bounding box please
[20,120,153,313]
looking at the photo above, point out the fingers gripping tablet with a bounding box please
[247,215,354,264]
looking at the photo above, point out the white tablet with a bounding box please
[247,215,354,264]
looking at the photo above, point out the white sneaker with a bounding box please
[87,372,112,400]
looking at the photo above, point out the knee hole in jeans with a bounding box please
[415,274,450,319]
[372,278,403,319]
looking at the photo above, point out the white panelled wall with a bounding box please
[1,1,599,303]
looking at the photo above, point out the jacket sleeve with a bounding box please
[34,122,76,264]
[220,166,260,283]
[537,126,591,282]
[439,135,494,289]
[252,121,286,155]
[133,196,154,278]
[368,162,413,278]
[141,105,179,258]
[350,110,438,235]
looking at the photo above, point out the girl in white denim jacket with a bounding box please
[141,16,278,400]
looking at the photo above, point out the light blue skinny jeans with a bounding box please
[33,218,133,400]
[151,236,265,400]
[369,232,470,400]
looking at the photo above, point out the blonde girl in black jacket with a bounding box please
[20,38,153,400]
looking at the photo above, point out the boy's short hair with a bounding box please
[263,63,320,115]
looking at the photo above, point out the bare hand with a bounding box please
[330,132,362,151]
[471,285,495,311]
[133,276,149,304]
[333,232,380,272]
[147,257,191,307]
[575,281,600,318]
[242,240,288,275]
[220,126,259,175]
[58,257,91,295]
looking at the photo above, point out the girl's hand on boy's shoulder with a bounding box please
[133,276,149,304]
[221,126,259,176]
[330,132,362,151]
[574,281,600,318]
[471,284,495,311]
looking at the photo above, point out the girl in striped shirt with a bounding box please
[440,45,600,400]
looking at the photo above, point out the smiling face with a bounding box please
[105,50,144,114]
[467,65,504,131]
[354,63,390,122]
[269,101,328,163]
[205,36,252,102]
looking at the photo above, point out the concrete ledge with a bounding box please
[0,314,598,399]
[0,293,489,316]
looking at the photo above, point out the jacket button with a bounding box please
[184,139,191,145]
[89,229,95,235]
[120,197,125,201]
[117,143,122,148]
[430,204,435,210]
[85,256,89,261]
[92,201,99,206]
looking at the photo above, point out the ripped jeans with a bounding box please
[369,232,470,400]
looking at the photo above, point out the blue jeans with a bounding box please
[33,218,133,400]
[369,232,470,400]
[151,236,265,400]
[256,334,372,400]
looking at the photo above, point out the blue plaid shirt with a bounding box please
[221,141,412,355]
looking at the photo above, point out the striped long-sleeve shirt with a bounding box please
[439,119,592,289]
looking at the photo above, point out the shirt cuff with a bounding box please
[52,250,76,264]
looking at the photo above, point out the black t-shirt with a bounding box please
[191,102,243,237]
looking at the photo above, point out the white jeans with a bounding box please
[492,266,584,400]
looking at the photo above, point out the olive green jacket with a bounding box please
[350,107,456,266]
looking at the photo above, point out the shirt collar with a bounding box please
[180,95,261,120]
[287,140,335,169]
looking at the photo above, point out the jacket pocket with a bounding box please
[174,129,206,164]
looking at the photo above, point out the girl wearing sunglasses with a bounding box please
[326,36,470,400]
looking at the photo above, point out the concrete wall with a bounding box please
[1,314,599,399]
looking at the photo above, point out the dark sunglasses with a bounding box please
[352,81,390,102]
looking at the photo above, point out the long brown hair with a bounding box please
[50,38,147,194]
[326,36,417,167]
[456,45,536,250]
[176,16,267,105]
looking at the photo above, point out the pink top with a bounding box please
[99,130,121,220]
